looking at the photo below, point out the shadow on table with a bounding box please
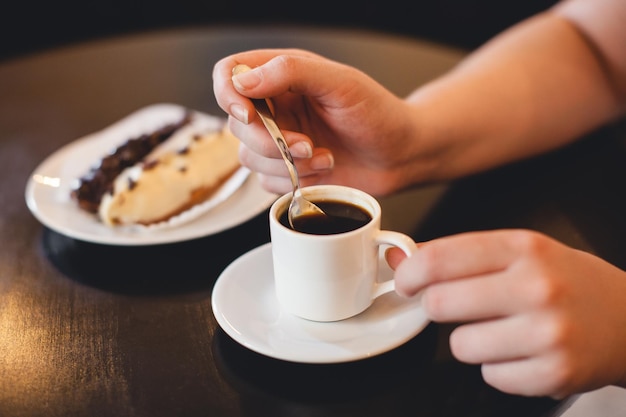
[213,323,438,410]
[213,323,564,417]
[40,209,271,295]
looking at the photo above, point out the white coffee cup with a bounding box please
[269,185,418,322]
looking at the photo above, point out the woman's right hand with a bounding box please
[212,49,424,196]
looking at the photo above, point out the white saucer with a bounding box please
[212,243,430,364]
[24,103,278,245]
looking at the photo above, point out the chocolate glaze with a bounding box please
[71,112,192,213]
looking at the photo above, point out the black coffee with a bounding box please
[279,200,372,235]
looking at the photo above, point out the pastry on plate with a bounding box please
[71,109,242,227]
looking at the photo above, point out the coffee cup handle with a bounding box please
[372,230,418,298]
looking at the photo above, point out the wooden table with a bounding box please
[1,25,624,417]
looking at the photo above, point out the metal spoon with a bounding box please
[232,64,327,228]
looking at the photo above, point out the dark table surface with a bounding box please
[1,25,624,417]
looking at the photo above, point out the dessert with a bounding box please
[71,111,242,227]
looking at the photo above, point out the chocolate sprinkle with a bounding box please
[71,112,192,213]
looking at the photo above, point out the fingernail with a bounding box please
[230,103,248,124]
[232,69,262,91]
[289,141,312,158]
[310,153,334,170]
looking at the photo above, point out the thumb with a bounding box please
[231,52,358,102]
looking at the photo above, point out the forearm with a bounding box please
[405,9,625,182]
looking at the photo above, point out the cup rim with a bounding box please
[269,185,381,235]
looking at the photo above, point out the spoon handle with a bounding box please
[251,97,301,194]
[232,65,300,194]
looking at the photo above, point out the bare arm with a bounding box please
[213,0,626,195]
[405,0,626,182]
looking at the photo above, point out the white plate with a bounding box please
[24,103,278,245]
[212,243,430,364]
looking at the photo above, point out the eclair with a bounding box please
[71,111,242,227]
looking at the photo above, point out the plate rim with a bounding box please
[211,242,430,364]
[24,103,278,246]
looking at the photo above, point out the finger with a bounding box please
[239,141,332,175]
[238,144,294,178]
[394,229,533,296]
[481,354,572,398]
[385,243,424,269]
[421,271,524,322]
[448,314,550,363]
[213,57,256,122]
[213,49,322,123]
[240,146,332,193]
[214,49,318,85]
[228,116,313,159]
[257,169,336,195]
[255,173,294,196]
[230,52,362,104]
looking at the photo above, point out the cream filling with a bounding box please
[98,126,240,226]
